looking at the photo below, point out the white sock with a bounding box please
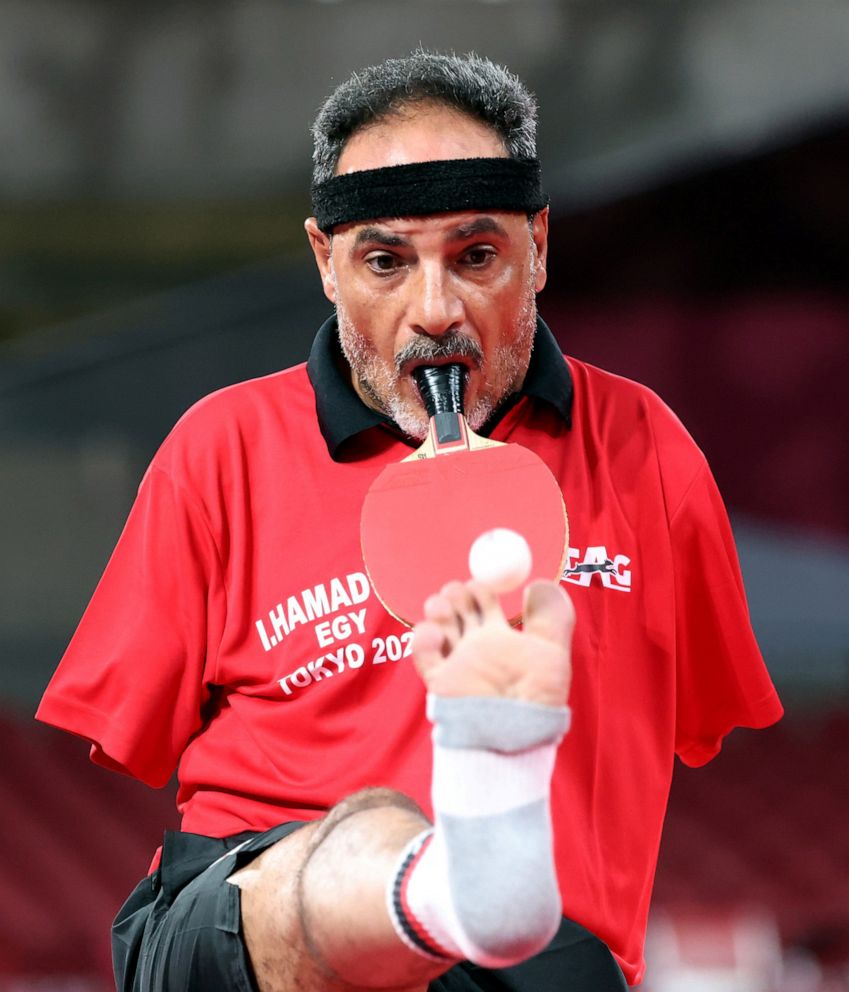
[386,695,570,968]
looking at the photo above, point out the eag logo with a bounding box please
[562,545,632,592]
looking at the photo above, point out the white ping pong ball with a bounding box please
[468,528,533,594]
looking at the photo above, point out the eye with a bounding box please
[365,251,401,274]
[460,246,496,268]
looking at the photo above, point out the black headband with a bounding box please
[311,157,548,233]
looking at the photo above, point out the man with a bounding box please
[37,52,783,991]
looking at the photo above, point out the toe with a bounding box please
[522,581,575,649]
[412,620,449,680]
[440,580,485,632]
[423,589,462,649]
[467,580,506,626]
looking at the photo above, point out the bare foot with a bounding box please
[412,580,574,709]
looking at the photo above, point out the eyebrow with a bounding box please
[351,216,509,250]
[352,226,409,249]
[446,217,509,242]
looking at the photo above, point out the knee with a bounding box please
[295,790,434,974]
[314,787,429,843]
[336,786,428,818]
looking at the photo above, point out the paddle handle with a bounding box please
[405,363,503,460]
[412,364,466,417]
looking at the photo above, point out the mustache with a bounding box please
[394,332,484,373]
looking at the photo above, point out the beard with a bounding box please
[335,267,538,441]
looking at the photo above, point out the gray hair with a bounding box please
[311,50,540,184]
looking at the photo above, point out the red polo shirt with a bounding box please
[37,320,782,985]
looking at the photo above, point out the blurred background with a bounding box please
[1,1,847,989]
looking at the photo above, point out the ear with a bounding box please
[531,206,549,293]
[304,217,337,304]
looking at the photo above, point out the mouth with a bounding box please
[395,331,484,380]
[402,355,476,378]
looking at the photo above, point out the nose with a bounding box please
[406,261,464,337]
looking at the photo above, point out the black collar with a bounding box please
[307,314,573,459]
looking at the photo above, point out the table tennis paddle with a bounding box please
[360,364,569,627]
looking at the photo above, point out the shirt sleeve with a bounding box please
[670,461,784,767]
[35,462,226,787]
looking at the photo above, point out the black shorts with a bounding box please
[113,824,628,992]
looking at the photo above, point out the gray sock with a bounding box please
[387,695,570,967]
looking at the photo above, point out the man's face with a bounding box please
[306,103,549,439]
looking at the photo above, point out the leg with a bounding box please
[398,580,574,966]
[232,788,442,992]
[230,579,574,992]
